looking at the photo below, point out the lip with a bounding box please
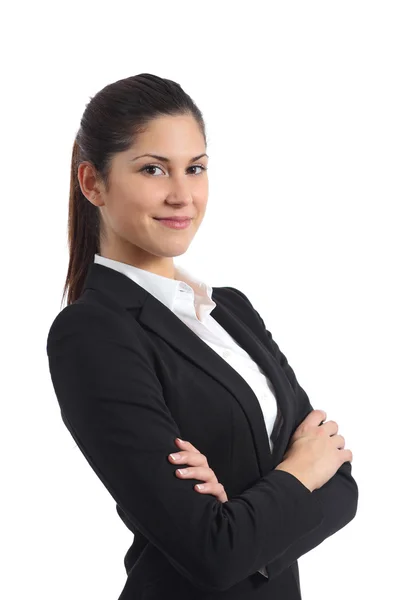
[154,217,193,221]
[154,217,192,230]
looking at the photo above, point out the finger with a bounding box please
[175,466,217,482]
[195,481,227,502]
[321,420,340,436]
[175,438,201,453]
[302,409,326,426]
[168,451,208,467]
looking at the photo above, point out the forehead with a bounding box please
[131,114,205,152]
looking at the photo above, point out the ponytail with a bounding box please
[61,138,99,308]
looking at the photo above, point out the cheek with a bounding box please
[111,187,152,219]
[197,181,209,204]
[105,196,140,234]
[197,197,208,214]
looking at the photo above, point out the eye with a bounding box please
[189,165,208,175]
[139,164,208,176]
[140,165,164,176]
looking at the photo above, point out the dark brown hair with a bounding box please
[61,73,207,308]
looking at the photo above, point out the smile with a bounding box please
[154,218,192,230]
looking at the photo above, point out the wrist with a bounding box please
[274,461,314,493]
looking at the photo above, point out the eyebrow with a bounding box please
[130,153,209,163]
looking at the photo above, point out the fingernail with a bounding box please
[177,438,185,443]
[170,453,180,460]
[196,484,204,490]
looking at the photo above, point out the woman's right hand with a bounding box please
[275,409,353,492]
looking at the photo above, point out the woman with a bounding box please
[46,73,358,599]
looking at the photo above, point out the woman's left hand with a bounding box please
[168,438,228,503]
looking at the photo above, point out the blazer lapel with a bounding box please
[82,263,290,477]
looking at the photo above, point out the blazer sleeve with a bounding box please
[226,287,359,581]
[46,302,325,593]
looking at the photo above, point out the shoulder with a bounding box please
[213,285,254,309]
[46,292,131,354]
[213,286,267,334]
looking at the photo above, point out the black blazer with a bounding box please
[46,262,358,600]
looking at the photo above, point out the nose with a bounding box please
[168,177,192,203]
[166,176,193,205]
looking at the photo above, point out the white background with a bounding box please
[1,1,399,598]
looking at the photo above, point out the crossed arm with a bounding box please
[225,287,359,580]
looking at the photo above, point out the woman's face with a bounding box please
[79,113,209,278]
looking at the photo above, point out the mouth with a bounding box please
[154,217,193,221]
[153,217,193,230]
